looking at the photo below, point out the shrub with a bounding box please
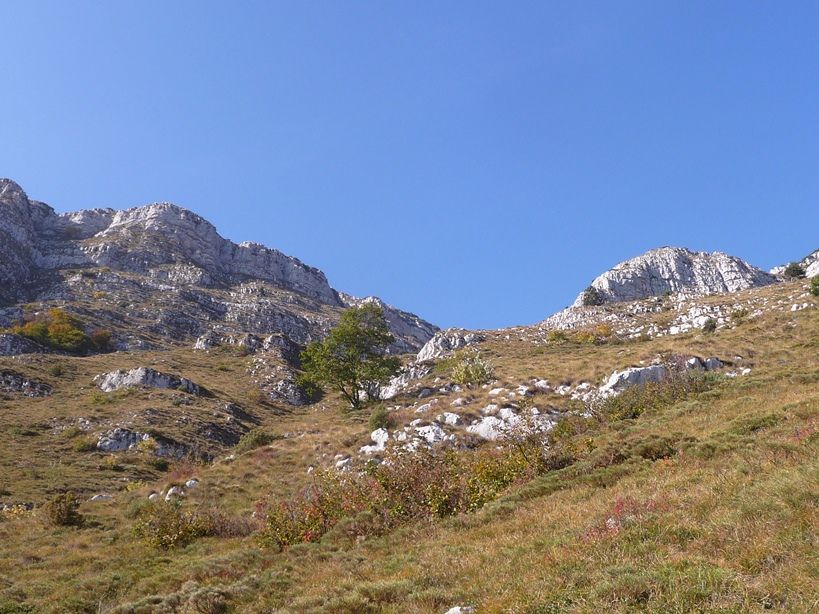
[149,458,170,472]
[581,286,605,307]
[7,308,90,353]
[546,330,568,344]
[701,317,717,333]
[258,447,532,550]
[368,404,395,431]
[41,492,83,527]
[73,437,97,452]
[810,276,819,297]
[132,501,206,549]
[89,328,113,352]
[450,351,494,386]
[596,371,719,422]
[48,364,64,377]
[235,429,282,453]
[783,262,806,279]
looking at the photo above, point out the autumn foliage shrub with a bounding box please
[257,446,533,550]
[133,501,207,549]
[7,308,112,353]
[41,492,83,527]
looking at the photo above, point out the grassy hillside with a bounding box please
[0,281,817,613]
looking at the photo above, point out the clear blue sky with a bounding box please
[2,1,817,329]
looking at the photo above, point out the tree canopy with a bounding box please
[299,303,401,409]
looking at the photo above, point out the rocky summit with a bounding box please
[0,178,437,353]
[571,246,776,307]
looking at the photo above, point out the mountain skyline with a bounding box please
[3,2,817,328]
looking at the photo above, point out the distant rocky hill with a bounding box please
[544,246,791,331]
[571,247,777,307]
[0,178,437,353]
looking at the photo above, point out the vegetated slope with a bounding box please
[0,278,816,613]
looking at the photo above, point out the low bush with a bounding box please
[811,276,819,297]
[581,286,606,306]
[132,501,206,549]
[368,404,395,431]
[72,437,97,452]
[449,350,494,386]
[235,429,282,453]
[701,318,717,333]
[783,262,806,279]
[40,492,83,527]
[596,371,720,422]
[257,446,532,550]
[7,308,90,353]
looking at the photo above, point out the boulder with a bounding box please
[416,329,485,363]
[94,367,200,395]
[467,416,506,441]
[360,428,390,455]
[598,365,669,398]
[437,412,461,426]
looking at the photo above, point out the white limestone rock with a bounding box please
[437,412,461,426]
[94,367,200,395]
[416,329,485,363]
[598,365,669,398]
[360,428,390,454]
[467,416,507,441]
[571,247,777,307]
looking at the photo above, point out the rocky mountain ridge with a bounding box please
[0,178,437,354]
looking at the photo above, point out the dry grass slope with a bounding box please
[0,281,817,613]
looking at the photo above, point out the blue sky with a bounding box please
[2,1,817,329]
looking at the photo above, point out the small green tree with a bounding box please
[810,276,819,297]
[783,262,806,279]
[299,304,400,409]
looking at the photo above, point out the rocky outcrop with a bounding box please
[416,329,485,363]
[94,368,200,395]
[0,370,52,397]
[0,334,48,356]
[96,427,187,457]
[571,247,777,307]
[380,363,434,400]
[598,365,669,398]
[0,178,437,354]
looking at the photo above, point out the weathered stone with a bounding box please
[416,329,485,362]
[0,334,47,357]
[0,370,51,397]
[94,367,200,395]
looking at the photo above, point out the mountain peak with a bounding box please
[572,246,776,307]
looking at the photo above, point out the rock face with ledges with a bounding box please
[0,178,437,353]
[572,247,777,307]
